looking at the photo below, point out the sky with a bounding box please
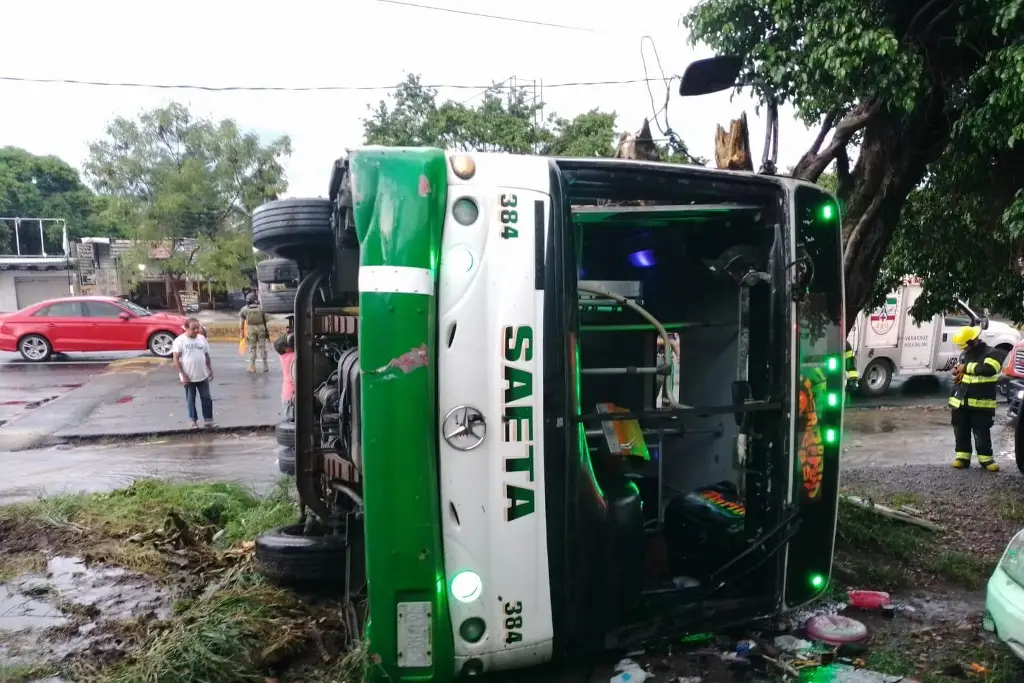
[1,0,821,200]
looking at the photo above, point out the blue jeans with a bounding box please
[184,380,213,422]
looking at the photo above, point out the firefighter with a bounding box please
[845,341,859,394]
[949,326,1002,471]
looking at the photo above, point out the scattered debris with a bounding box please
[841,495,945,532]
[805,614,869,645]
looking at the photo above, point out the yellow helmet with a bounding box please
[952,326,982,349]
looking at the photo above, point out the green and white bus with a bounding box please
[251,61,846,683]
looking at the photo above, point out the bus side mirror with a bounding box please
[678,55,743,97]
[981,317,990,330]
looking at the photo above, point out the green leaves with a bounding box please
[85,103,290,299]
[363,74,625,158]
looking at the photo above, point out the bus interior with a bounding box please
[558,159,790,637]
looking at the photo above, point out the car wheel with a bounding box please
[252,198,333,259]
[277,446,295,476]
[18,334,52,362]
[260,289,296,315]
[275,421,296,448]
[257,258,300,285]
[148,331,176,358]
[860,359,893,397]
[254,523,365,589]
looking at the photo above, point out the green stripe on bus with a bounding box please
[351,147,454,682]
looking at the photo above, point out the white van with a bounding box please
[848,278,1020,396]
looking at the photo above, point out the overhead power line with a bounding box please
[0,75,653,92]
[373,0,597,32]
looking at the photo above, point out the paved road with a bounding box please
[0,434,282,505]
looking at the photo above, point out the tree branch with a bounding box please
[808,106,841,157]
[792,101,881,181]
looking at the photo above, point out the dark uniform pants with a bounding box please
[951,408,995,463]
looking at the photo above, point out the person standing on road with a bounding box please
[172,318,215,429]
[949,325,1002,471]
[844,341,859,395]
[274,332,296,420]
[239,293,270,373]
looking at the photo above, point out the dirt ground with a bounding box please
[2,405,1024,683]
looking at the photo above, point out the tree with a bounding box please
[85,103,291,310]
[0,147,123,255]
[684,0,1024,326]
[365,74,668,159]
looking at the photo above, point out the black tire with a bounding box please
[257,258,300,285]
[254,523,365,587]
[252,198,333,257]
[275,421,295,447]
[18,334,52,362]
[860,358,893,397]
[277,446,295,476]
[148,330,177,358]
[1016,415,1024,474]
[260,289,296,315]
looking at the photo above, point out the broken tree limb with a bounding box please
[615,118,660,161]
[791,100,881,181]
[714,112,753,171]
[842,495,945,532]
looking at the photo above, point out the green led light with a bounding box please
[825,427,838,444]
[826,356,840,372]
[809,573,826,590]
[827,392,839,408]
[450,570,483,603]
[820,203,835,220]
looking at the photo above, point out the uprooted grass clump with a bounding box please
[835,498,1000,590]
[0,478,298,579]
[0,479,368,682]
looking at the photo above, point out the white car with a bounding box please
[985,530,1024,659]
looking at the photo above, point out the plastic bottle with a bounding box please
[847,589,891,610]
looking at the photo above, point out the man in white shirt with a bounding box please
[172,318,215,429]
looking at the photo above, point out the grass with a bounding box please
[0,664,61,683]
[0,478,298,578]
[836,498,1000,590]
[0,478,368,683]
[991,489,1024,524]
[868,641,1024,683]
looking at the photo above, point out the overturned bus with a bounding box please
[249,143,846,680]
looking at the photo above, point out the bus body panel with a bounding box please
[350,147,455,682]
[437,153,554,673]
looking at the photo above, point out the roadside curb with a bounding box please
[56,424,275,445]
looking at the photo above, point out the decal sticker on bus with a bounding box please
[502,325,535,521]
[798,376,824,500]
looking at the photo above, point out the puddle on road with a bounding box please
[0,556,171,666]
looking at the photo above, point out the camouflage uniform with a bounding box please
[240,303,270,372]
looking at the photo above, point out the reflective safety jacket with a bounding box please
[845,342,858,381]
[948,341,1002,411]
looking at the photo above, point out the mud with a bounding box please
[0,555,171,667]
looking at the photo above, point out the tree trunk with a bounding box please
[791,99,947,332]
[714,113,753,171]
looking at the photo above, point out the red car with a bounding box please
[0,296,191,362]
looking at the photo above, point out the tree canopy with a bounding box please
[684,0,1024,323]
[0,147,122,255]
[84,103,291,301]
[363,74,701,162]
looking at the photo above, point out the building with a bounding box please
[0,218,78,312]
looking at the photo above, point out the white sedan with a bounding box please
[985,530,1024,659]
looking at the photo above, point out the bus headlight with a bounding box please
[452,198,479,226]
[450,570,483,603]
[450,155,476,179]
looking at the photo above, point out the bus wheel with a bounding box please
[252,198,333,257]
[255,524,364,590]
[860,359,893,397]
